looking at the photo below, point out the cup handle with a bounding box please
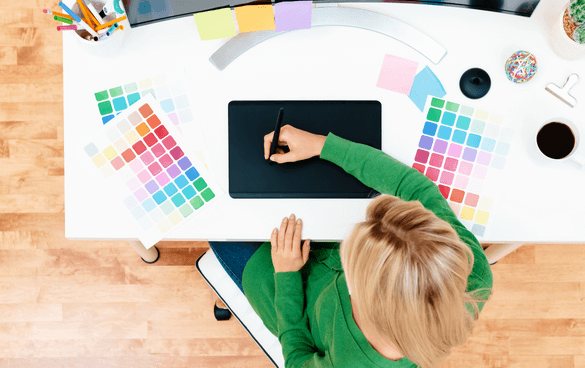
[570,152,585,167]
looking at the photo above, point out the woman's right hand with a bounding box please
[263,125,327,164]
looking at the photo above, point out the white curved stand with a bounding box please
[209,7,447,71]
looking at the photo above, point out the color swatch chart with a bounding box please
[411,97,516,238]
[82,94,223,248]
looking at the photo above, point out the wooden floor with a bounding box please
[1,1,585,367]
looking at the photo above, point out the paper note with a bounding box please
[408,66,446,112]
[194,8,237,40]
[274,1,312,32]
[376,55,418,95]
[235,5,275,33]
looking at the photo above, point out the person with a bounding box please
[209,125,493,368]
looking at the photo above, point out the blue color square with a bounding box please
[466,133,482,148]
[174,174,189,189]
[407,66,446,111]
[455,116,471,130]
[160,99,175,113]
[152,191,167,205]
[130,206,146,220]
[437,125,452,140]
[141,197,156,212]
[470,119,486,134]
[452,130,467,144]
[112,96,128,112]
[471,223,486,237]
[422,121,438,136]
[102,115,115,125]
[163,183,178,197]
[185,167,200,181]
[182,185,196,199]
[440,112,456,126]
[171,193,186,207]
[127,92,141,106]
[481,138,496,152]
[495,141,511,156]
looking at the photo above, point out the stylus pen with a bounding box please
[268,108,284,164]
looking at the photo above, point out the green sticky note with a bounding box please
[190,196,204,210]
[426,108,442,122]
[193,177,208,191]
[201,188,215,202]
[95,90,109,101]
[460,106,474,116]
[109,86,123,98]
[446,102,460,112]
[124,82,138,93]
[179,204,194,218]
[98,100,113,116]
[194,8,237,41]
[430,98,445,108]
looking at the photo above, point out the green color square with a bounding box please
[193,177,208,191]
[426,108,442,122]
[470,119,486,134]
[430,98,445,108]
[98,100,113,116]
[460,106,474,116]
[190,196,204,210]
[160,200,175,215]
[95,90,109,102]
[179,204,194,218]
[446,102,460,112]
[109,86,124,98]
[124,82,138,93]
[141,89,156,98]
[201,188,215,202]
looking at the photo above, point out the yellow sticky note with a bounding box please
[460,206,475,221]
[235,5,275,33]
[92,153,106,168]
[103,146,117,160]
[474,210,490,225]
[194,8,237,41]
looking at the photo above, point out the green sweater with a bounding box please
[242,133,493,368]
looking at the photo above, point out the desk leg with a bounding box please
[483,243,523,265]
[128,241,160,264]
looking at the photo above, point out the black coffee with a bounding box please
[536,122,575,159]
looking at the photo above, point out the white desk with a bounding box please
[64,0,585,261]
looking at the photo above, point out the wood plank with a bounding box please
[0,357,191,368]
[63,302,212,322]
[0,84,62,104]
[0,249,60,268]
[148,320,253,339]
[31,321,148,340]
[0,194,63,213]
[0,304,61,323]
[0,28,36,47]
[0,158,63,178]
[7,139,63,158]
[0,102,62,121]
[37,267,126,285]
[480,300,585,319]
[187,356,274,368]
[0,338,148,358]
[493,244,535,264]
[510,336,585,355]
[487,282,581,301]
[17,29,62,66]
[9,176,63,195]
[144,338,266,357]
[492,264,585,283]
[536,244,585,264]
[0,213,64,231]
[0,141,8,158]
[442,354,574,368]
[0,65,62,84]
[0,284,41,304]
[0,8,33,27]
[0,47,17,65]
[125,265,203,285]
[474,319,585,337]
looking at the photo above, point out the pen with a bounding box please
[268,108,284,164]
[58,1,98,37]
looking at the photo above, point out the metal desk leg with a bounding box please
[483,243,524,265]
[128,240,160,264]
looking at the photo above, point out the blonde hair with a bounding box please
[340,195,491,368]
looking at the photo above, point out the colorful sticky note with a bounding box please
[235,5,276,33]
[376,55,419,95]
[194,8,237,41]
[274,1,312,32]
[407,66,446,112]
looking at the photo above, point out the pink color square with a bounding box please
[425,167,440,182]
[439,171,454,185]
[160,154,173,168]
[129,159,144,173]
[464,193,480,207]
[458,161,473,175]
[167,112,179,125]
[477,151,492,166]
[438,185,450,199]
[414,149,429,164]
[453,175,469,190]
[137,170,151,184]
[151,143,166,158]
[170,146,184,160]
[443,157,458,172]
[134,187,148,202]
[126,177,141,191]
[376,55,419,95]
[148,162,162,176]
[110,156,125,170]
[447,143,463,158]
[140,151,155,165]
[412,163,425,174]
[162,136,176,149]
[155,172,170,186]
[429,153,444,168]
[472,165,488,179]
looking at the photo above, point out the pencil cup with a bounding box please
[70,0,131,57]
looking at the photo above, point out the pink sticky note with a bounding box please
[376,55,419,95]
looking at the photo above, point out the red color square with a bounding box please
[425,167,440,182]
[143,133,157,147]
[162,136,176,149]
[443,157,458,172]
[160,154,173,168]
[154,125,169,139]
[414,149,429,164]
[464,193,480,207]
[110,156,125,170]
[132,141,147,155]
[429,153,444,168]
[121,149,136,163]
[146,114,162,129]
[170,146,184,160]
[151,143,165,157]
[438,185,450,199]
[450,189,465,203]
[138,104,153,118]
[148,162,162,176]
[412,163,425,174]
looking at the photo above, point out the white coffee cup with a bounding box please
[535,118,584,166]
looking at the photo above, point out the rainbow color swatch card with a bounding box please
[410,97,516,238]
[82,94,223,248]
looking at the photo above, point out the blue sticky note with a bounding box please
[422,121,438,136]
[182,185,197,199]
[407,66,446,112]
[466,133,482,148]
[160,99,175,113]
[437,125,452,140]
[102,115,115,125]
[441,112,456,126]
[127,92,141,106]
[112,97,128,112]
[152,190,167,205]
[452,129,467,144]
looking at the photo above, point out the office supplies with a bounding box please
[229,100,381,198]
[43,9,73,19]
[81,94,223,249]
[274,1,312,32]
[408,66,446,111]
[54,15,74,24]
[58,24,80,31]
[193,8,237,41]
[460,68,491,99]
[76,0,95,28]
[268,108,284,163]
[96,15,127,30]
[376,54,418,95]
[87,2,106,24]
[235,5,275,33]
[505,50,538,83]
[545,73,579,107]
[59,1,98,37]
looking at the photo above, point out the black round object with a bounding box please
[460,68,491,99]
[214,301,232,321]
[536,122,575,159]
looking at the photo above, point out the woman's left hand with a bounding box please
[271,214,311,273]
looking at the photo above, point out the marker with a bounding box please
[44,9,73,20]
[76,0,94,28]
[58,1,98,37]
[95,15,126,31]
[54,15,73,24]
[268,108,284,164]
[86,2,105,24]
[106,23,118,35]
[57,24,80,31]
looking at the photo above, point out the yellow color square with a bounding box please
[125,130,140,145]
[478,197,494,211]
[488,114,503,124]
[92,153,106,168]
[103,146,117,160]
[138,79,152,89]
[157,219,172,233]
[448,202,461,216]
[475,210,490,225]
[168,211,183,226]
[474,109,489,120]
[235,5,275,33]
[100,164,114,178]
[193,8,237,41]
[460,206,475,220]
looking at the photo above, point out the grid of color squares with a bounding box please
[83,95,220,247]
[411,97,515,237]
[95,71,194,126]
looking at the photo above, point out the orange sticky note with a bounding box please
[235,5,275,33]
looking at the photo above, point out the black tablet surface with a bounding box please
[228,100,382,198]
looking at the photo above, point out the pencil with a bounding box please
[43,9,73,20]
[95,15,126,31]
[76,0,95,29]
[83,3,101,28]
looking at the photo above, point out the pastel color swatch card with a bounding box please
[376,54,419,95]
[235,5,276,33]
[410,97,515,238]
[274,1,312,32]
[82,94,224,249]
[408,66,446,112]
[193,8,237,40]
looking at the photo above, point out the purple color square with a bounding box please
[178,157,192,171]
[477,151,492,166]
[134,187,149,202]
[155,172,170,186]
[274,1,312,32]
[167,164,181,179]
[418,135,433,150]
[462,147,477,162]
[432,139,448,154]
[145,180,159,194]
[447,143,463,158]
[167,112,179,125]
